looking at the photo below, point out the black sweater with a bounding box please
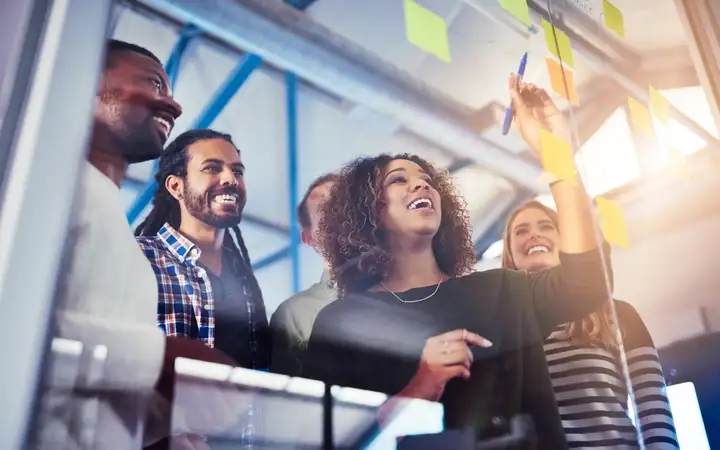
[302,246,612,450]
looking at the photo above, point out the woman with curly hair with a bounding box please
[302,76,612,449]
[502,200,679,449]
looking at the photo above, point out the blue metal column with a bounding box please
[166,24,202,91]
[286,72,301,293]
[126,52,263,223]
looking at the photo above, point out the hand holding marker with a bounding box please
[501,52,528,135]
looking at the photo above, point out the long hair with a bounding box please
[133,129,254,266]
[317,153,476,296]
[501,200,617,349]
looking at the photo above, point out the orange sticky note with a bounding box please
[649,86,669,123]
[595,196,629,248]
[627,97,654,136]
[542,19,575,68]
[602,0,625,38]
[500,0,531,26]
[546,57,579,105]
[539,129,577,185]
[404,0,451,63]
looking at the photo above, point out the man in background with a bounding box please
[270,173,340,377]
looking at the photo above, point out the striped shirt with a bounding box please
[544,300,679,449]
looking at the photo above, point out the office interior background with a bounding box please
[1,0,719,448]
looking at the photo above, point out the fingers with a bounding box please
[435,329,493,348]
[447,364,471,381]
[436,341,473,368]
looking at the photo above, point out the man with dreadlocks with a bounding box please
[135,128,271,373]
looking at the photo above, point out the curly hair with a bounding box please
[317,153,476,296]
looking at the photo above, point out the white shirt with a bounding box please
[38,162,165,449]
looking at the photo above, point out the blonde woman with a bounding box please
[502,200,679,449]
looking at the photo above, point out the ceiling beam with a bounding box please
[135,0,547,189]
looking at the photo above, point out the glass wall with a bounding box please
[1,0,718,449]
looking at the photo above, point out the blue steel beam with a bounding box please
[253,246,290,271]
[166,23,202,90]
[126,52,264,223]
[283,0,320,11]
[286,72,301,293]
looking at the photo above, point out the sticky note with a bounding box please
[539,128,577,185]
[542,19,575,68]
[667,146,691,180]
[500,0,531,26]
[404,0,451,63]
[602,0,625,38]
[546,57,579,105]
[649,86,669,123]
[627,97,654,136]
[595,196,629,248]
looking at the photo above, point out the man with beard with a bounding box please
[47,40,232,449]
[135,129,271,372]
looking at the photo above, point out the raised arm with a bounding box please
[506,75,613,334]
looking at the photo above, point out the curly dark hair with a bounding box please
[318,153,476,296]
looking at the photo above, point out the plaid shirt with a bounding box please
[136,223,270,369]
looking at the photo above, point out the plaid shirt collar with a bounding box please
[157,223,202,266]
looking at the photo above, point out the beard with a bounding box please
[121,116,165,163]
[183,184,245,229]
[96,90,166,164]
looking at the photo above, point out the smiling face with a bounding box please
[379,158,442,246]
[95,49,182,163]
[507,206,561,272]
[167,138,247,229]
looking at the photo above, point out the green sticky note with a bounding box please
[499,0,531,26]
[649,85,669,124]
[603,0,625,38]
[542,19,575,68]
[404,0,451,63]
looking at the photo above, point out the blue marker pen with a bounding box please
[501,52,528,136]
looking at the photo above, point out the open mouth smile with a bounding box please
[407,197,434,211]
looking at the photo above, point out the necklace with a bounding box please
[380,275,445,304]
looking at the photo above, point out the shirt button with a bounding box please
[190,248,199,258]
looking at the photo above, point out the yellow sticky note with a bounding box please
[404,0,451,63]
[627,97,654,136]
[539,129,577,184]
[667,146,691,180]
[602,0,625,38]
[546,57,579,105]
[500,0,531,26]
[595,196,629,248]
[542,19,575,68]
[649,86,669,123]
